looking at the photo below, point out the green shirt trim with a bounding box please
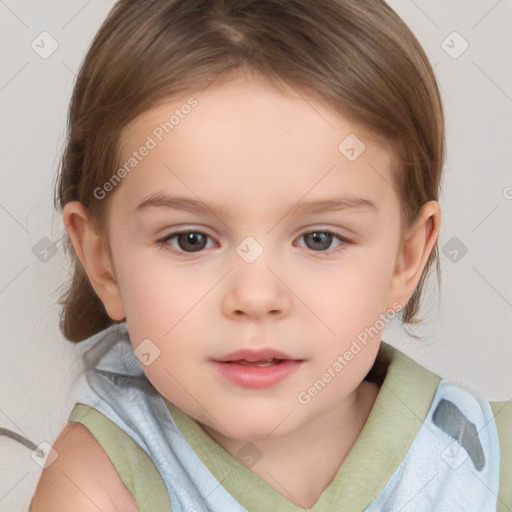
[68,403,173,512]
[164,341,441,511]
[67,341,510,511]
[490,400,512,511]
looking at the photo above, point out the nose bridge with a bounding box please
[222,234,290,318]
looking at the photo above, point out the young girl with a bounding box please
[31,0,510,510]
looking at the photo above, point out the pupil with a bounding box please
[180,233,205,251]
[308,232,331,250]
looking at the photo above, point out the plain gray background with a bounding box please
[1,1,511,510]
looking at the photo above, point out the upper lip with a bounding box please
[213,348,300,362]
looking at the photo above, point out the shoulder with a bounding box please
[490,400,512,512]
[30,422,138,512]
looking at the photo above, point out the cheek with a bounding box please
[114,249,207,355]
[309,254,395,339]
[114,246,181,324]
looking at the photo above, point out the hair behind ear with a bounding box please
[57,258,115,342]
[399,233,441,339]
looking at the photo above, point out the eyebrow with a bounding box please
[135,193,378,218]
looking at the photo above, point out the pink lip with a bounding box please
[213,348,296,363]
[211,348,303,389]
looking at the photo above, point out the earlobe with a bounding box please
[62,201,125,321]
[387,201,441,309]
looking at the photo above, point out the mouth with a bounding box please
[213,348,299,363]
[229,358,283,367]
[211,349,303,388]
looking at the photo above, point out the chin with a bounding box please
[218,405,299,442]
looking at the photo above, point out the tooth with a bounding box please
[234,358,280,367]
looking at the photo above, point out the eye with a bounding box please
[156,228,350,259]
[157,230,214,258]
[295,230,349,257]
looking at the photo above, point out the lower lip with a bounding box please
[210,360,302,389]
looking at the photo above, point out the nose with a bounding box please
[221,254,292,320]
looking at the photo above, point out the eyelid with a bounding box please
[294,229,350,255]
[157,228,216,250]
[156,225,351,242]
[156,225,352,258]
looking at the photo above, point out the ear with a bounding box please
[387,200,441,310]
[62,201,125,321]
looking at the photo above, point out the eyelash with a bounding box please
[156,229,350,259]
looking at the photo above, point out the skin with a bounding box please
[63,71,440,508]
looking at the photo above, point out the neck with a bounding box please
[201,379,380,508]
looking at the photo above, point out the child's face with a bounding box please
[101,73,407,440]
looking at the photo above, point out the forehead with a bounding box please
[114,74,397,219]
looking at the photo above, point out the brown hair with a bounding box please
[55,0,444,342]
